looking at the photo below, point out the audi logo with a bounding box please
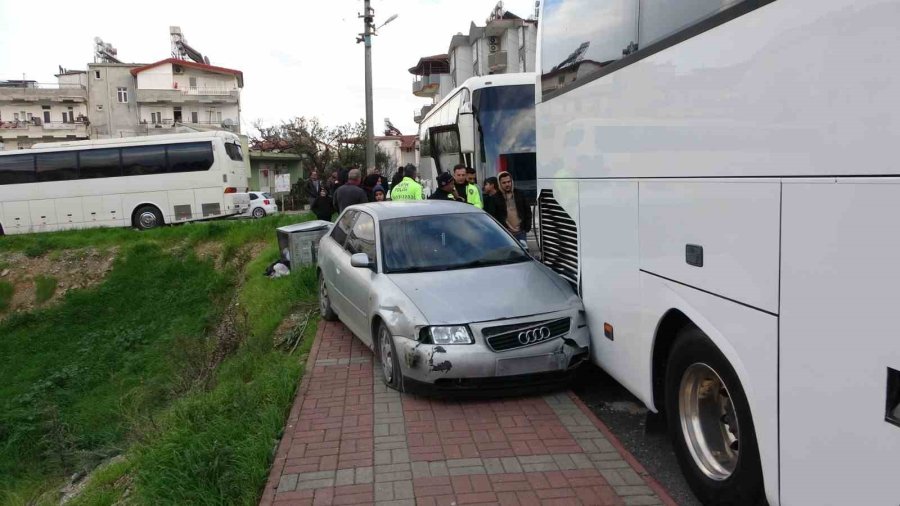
[518,326,552,345]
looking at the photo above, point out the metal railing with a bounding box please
[0,82,85,90]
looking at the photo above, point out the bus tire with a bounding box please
[133,205,164,230]
[665,326,764,505]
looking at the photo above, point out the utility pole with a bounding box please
[359,0,376,173]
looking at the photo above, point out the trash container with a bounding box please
[276,220,332,268]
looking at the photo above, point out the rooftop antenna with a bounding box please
[170,26,209,64]
[94,37,122,64]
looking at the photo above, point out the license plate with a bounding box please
[496,352,565,376]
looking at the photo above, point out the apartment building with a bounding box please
[411,3,537,124]
[0,71,89,150]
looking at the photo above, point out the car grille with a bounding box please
[482,317,571,352]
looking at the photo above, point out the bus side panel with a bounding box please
[2,201,31,234]
[168,190,195,222]
[640,273,779,504]
[195,188,225,218]
[577,180,645,398]
[29,199,57,233]
[780,180,900,505]
[56,198,84,230]
[101,194,125,228]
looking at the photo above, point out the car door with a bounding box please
[324,210,357,319]
[341,211,378,346]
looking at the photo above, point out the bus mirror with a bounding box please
[458,113,475,154]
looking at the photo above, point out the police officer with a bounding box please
[452,164,483,209]
[429,172,458,201]
[389,164,425,201]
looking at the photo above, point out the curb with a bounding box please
[568,391,680,506]
[258,319,327,506]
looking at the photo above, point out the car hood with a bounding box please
[387,260,575,324]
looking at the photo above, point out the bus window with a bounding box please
[432,130,462,174]
[168,142,214,172]
[473,85,536,176]
[36,151,77,182]
[79,149,122,179]
[122,145,167,176]
[0,155,35,185]
[225,142,243,161]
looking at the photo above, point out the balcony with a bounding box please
[0,120,89,138]
[136,87,240,104]
[412,75,443,98]
[488,51,508,73]
[413,104,434,124]
[137,119,240,134]
[0,83,86,103]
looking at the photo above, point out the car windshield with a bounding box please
[380,213,530,274]
[262,192,273,198]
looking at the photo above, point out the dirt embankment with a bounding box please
[0,248,117,316]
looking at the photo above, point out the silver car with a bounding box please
[317,201,590,394]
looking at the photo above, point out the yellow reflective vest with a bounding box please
[390,177,425,201]
[465,183,483,209]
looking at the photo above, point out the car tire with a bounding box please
[665,325,765,505]
[318,273,338,321]
[377,322,403,392]
[133,205,163,230]
[252,207,266,218]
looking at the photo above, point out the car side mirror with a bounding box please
[350,253,374,270]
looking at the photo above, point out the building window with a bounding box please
[94,70,101,79]
[151,112,161,124]
[117,87,128,103]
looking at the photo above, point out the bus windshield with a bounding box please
[474,84,536,200]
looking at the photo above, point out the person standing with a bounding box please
[333,168,368,212]
[389,166,405,194]
[311,187,335,221]
[429,172,458,201]
[363,167,384,201]
[326,172,338,195]
[305,170,322,207]
[373,184,387,202]
[482,176,506,223]
[466,167,484,207]
[452,164,483,209]
[390,164,425,201]
[498,171,531,242]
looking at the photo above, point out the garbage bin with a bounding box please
[276,220,332,268]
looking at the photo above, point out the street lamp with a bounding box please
[357,2,398,173]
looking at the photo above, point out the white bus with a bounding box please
[418,73,537,201]
[537,0,899,504]
[0,131,249,235]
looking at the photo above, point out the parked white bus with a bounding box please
[418,73,537,201]
[537,0,900,504]
[0,131,249,235]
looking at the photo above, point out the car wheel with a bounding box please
[378,322,403,392]
[133,205,163,230]
[665,326,764,505]
[318,273,338,321]
[252,207,266,218]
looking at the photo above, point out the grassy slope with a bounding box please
[0,216,318,505]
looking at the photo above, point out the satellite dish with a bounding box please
[94,36,102,44]
[222,118,235,128]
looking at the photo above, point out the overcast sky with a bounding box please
[0,0,537,137]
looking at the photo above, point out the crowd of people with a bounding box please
[304,162,531,241]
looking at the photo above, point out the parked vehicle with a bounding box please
[0,131,249,235]
[316,201,590,394]
[242,191,278,218]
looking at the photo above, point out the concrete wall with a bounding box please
[87,64,140,138]
[450,45,474,88]
[136,63,174,90]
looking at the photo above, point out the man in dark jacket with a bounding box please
[333,169,368,213]
[498,171,531,242]
[305,170,323,206]
[429,172,458,201]
[482,176,505,223]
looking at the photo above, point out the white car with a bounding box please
[243,191,279,218]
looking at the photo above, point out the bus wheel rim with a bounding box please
[139,211,157,228]
[679,362,740,481]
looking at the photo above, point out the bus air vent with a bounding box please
[538,189,579,287]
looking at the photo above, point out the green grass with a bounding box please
[0,280,12,312]
[0,214,319,505]
[33,276,57,304]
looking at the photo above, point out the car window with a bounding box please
[380,213,529,273]
[262,192,273,199]
[249,193,259,200]
[346,212,377,261]
[331,210,356,247]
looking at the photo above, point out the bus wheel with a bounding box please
[665,326,764,505]
[133,205,163,230]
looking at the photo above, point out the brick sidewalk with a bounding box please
[260,321,677,506]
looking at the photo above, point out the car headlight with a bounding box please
[420,326,474,345]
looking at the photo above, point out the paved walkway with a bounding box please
[260,321,677,506]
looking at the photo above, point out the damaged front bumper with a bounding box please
[394,310,590,395]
